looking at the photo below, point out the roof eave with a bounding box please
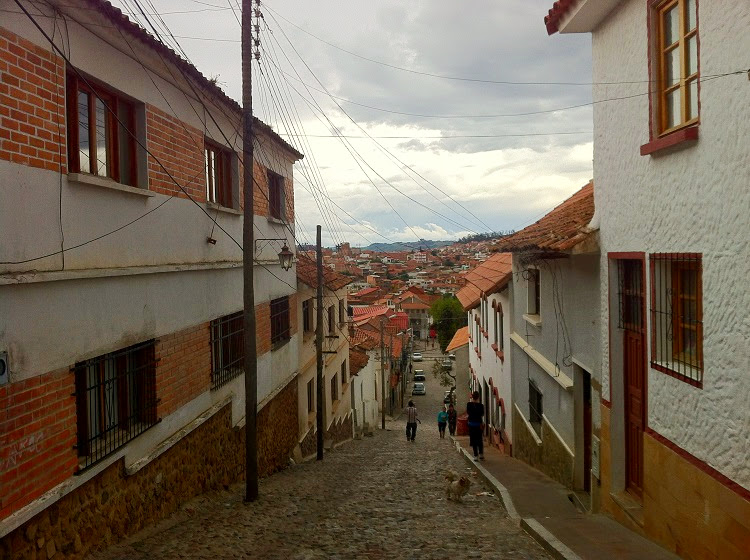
[545,0,624,35]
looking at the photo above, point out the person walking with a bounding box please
[437,408,448,438]
[447,403,457,436]
[467,391,485,460]
[405,400,419,442]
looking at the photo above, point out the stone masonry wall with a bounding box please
[0,377,299,560]
[512,406,574,489]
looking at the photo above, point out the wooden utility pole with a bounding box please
[241,0,257,502]
[380,319,386,430]
[388,330,393,416]
[316,225,324,460]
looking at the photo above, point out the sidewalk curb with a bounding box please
[520,518,582,560]
[452,439,520,522]
[452,439,581,560]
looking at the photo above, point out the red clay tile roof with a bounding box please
[353,287,379,296]
[83,0,303,160]
[400,302,431,311]
[296,254,352,291]
[493,181,594,253]
[349,349,369,376]
[544,0,576,35]
[456,252,513,311]
[446,326,470,352]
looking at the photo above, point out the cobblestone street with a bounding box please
[91,381,550,559]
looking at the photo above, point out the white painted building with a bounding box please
[495,183,599,502]
[457,252,513,451]
[547,0,750,555]
[295,256,353,455]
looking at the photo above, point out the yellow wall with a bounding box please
[599,404,750,559]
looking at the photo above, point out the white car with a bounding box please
[412,382,426,396]
[412,352,423,362]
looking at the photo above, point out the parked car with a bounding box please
[412,352,423,362]
[414,374,426,383]
[441,358,452,370]
[444,390,455,405]
[412,383,426,396]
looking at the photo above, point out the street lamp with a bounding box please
[278,243,294,271]
[255,239,295,271]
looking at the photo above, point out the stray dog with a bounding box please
[445,471,472,502]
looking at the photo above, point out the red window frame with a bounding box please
[66,72,138,186]
[205,139,234,208]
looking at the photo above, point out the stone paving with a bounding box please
[90,407,550,559]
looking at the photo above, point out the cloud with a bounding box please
[112,0,595,247]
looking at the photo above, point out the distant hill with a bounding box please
[359,240,452,253]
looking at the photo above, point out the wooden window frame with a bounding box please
[303,298,313,333]
[328,305,335,335]
[341,359,347,385]
[649,253,703,387]
[210,311,244,389]
[74,340,157,470]
[653,0,699,137]
[270,296,291,347]
[527,269,541,316]
[307,378,315,414]
[66,72,138,186]
[330,373,338,403]
[205,139,234,208]
[268,170,285,220]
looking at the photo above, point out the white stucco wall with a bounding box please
[295,283,351,438]
[509,253,600,450]
[592,0,750,487]
[467,289,513,442]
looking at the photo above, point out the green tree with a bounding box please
[429,295,466,353]
[398,272,409,281]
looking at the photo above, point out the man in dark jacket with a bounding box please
[466,391,484,460]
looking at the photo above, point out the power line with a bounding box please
[278,132,593,139]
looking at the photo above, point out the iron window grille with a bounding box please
[73,340,158,471]
[528,380,543,436]
[617,259,645,333]
[270,296,291,347]
[650,253,703,386]
[210,311,244,390]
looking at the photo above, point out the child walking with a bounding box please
[437,408,448,438]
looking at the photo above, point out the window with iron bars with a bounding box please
[650,253,703,386]
[210,311,244,390]
[617,259,645,333]
[528,380,543,436]
[73,340,158,471]
[270,296,291,347]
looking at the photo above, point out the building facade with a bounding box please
[0,1,302,557]
[295,255,352,457]
[547,1,750,556]
[457,253,513,452]
[496,183,599,504]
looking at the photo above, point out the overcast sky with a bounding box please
[115,0,594,247]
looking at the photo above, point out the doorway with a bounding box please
[619,259,646,498]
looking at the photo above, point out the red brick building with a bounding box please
[0,1,302,557]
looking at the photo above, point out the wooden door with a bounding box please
[621,259,646,498]
[582,369,592,493]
